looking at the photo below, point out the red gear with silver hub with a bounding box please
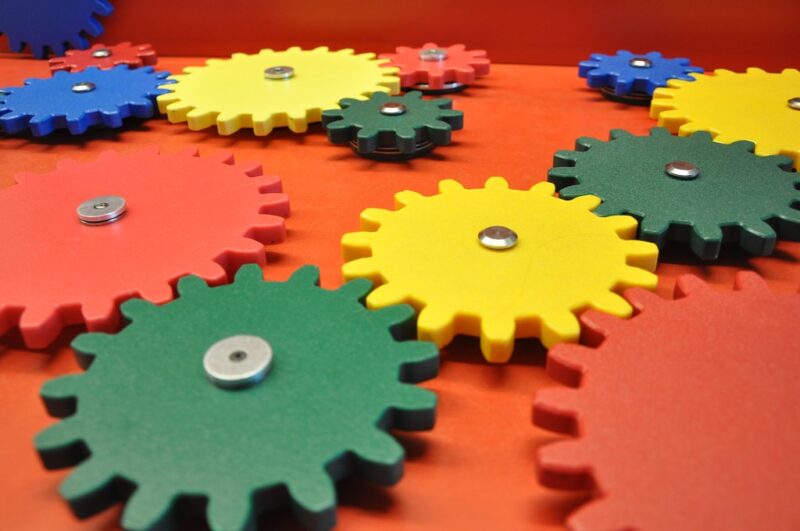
[0,147,289,348]
[534,272,800,531]
[49,42,157,73]
[379,42,490,91]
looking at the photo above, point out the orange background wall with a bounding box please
[2,0,799,70]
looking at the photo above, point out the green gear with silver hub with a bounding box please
[321,91,463,160]
[548,128,800,260]
[34,265,439,531]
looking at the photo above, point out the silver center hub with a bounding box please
[379,102,407,116]
[665,161,700,180]
[77,195,127,225]
[629,57,653,68]
[788,97,800,110]
[203,335,273,390]
[92,49,112,58]
[71,82,96,93]
[419,48,448,61]
[264,66,294,79]
[478,226,518,250]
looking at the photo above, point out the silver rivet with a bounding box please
[665,161,700,180]
[264,66,294,79]
[419,48,448,61]
[629,57,652,69]
[203,335,273,390]
[77,195,127,225]
[71,81,96,93]
[478,226,518,250]
[91,48,112,58]
[379,102,407,116]
[788,97,800,110]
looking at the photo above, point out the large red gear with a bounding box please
[379,42,490,90]
[48,42,157,73]
[0,147,289,348]
[533,272,800,531]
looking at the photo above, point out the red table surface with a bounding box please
[0,55,798,530]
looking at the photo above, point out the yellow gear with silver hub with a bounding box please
[341,177,660,363]
[157,46,400,136]
[651,68,800,167]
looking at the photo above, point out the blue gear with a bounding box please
[0,0,113,58]
[0,66,174,136]
[579,50,703,96]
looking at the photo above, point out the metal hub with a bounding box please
[264,66,294,80]
[419,48,448,61]
[71,81,96,93]
[379,102,407,116]
[629,57,653,69]
[91,48,112,58]
[478,226,518,250]
[788,97,800,110]
[77,195,127,225]
[203,335,273,390]
[665,160,700,180]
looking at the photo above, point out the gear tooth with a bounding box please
[688,130,714,143]
[342,257,381,283]
[19,305,63,349]
[624,239,659,271]
[439,179,466,193]
[35,418,86,469]
[206,492,255,531]
[335,278,373,302]
[80,298,119,332]
[541,310,581,348]
[655,109,689,132]
[121,487,175,531]
[746,67,767,75]
[119,298,160,322]
[690,222,723,260]
[553,149,581,166]
[734,271,770,292]
[351,431,405,485]
[394,190,424,208]
[479,317,516,363]
[334,48,355,55]
[388,384,437,430]
[287,471,337,530]
[60,458,115,515]
[287,110,309,133]
[618,266,658,291]
[581,308,629,338]
[576,136,602,150]
[41,374,83,415]
[341,231,375,261]
[546,343,594,386]
[548,166,579,189]
[602,215,638,239]
[649,95,676,117]
[623,287,665,313]
[138,282,175,304]
[233,263,265,284]
[566,195,601,211]
[533,387,583,434]
[674,274,711,298]
[360,207,393,230]
[176,275,210,296]
[366,283,408,308]
[729,139,756,152]
[71,332,113,360]
[371,304,415,330]
[416,304,456,347]
[355,126,380,154]
[530,181,556,196]
[678,121,707,136]
[649,127,672,138]
[397,342,440,383]
[739,220,777,255]
[588,291,632,317]
[289,265,321,287]
[484,176,510,191]
[313,46,330,53]
[216,112,244,136]
[537,439,594,490]
[568,500,629,530]
[609,128,634,140]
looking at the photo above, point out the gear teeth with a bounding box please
[19,305,63,349]
[739,220,777,255]
[285,265,319,287]
[548,165,579,188]
[541,309,581,348]
[341,232,374,261]
[121,487,174,531]
[335,278,373,302]
[366,283,408,308]
[568,500,627,531]
[674,274,711,298]
[734,271,770,292]
[533,387,583,435]
[388,384,437,430]
[351,431,405,485]
[394,190,424,208]
[576,136,602,150]
[205,492,255,531]
[371,304,415,332]
[537,439,595,490]
[580,309,629,342]
[689,222,723,260]
[41,374,82,417]
[618,265,658,290]
[396,342,440,383]
[138,282,176,304]
[546,344,594,386]
[360,208,393,230]
[287,471,337,531]
[624,240,659,271]
[530,181,556,196]
[602,215,638,239]
[176,275,210,296]
[342,257,381,284]
[479,317,516,363]
[566,195,601,211]
[609,129,634,140]
[484,176,509,190]
[80,298,119,333]
[638,216,671,247]
[729,139,757,152]
[439,179,465,193]
[60,458,116,518]
[416,304,456,347]
[588,291,632,317]
[557,184,592,200]
[119,298,161,322]
[624,287,666,313]
[35,418,85,468]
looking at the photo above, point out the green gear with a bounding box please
[34,265,439,531]
[548,128,800,260]
[321,91,463,159]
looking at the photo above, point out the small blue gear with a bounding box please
[579,50,703,96]
[0,0,114,58]
[0,66,173,136]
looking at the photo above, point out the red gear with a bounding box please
[534,272,800,531]
[0,147,289,348]
[49,42,157,73]
[379,42,490,90]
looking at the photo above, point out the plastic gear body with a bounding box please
[579,50,703,97]
[321,91,463,159]
[49,42,157,73]
[534,272,800,531]
[35,265,439,531]
[341,177,659,363]
[0,0,113,58]
[549,128,799,260]
[379,43,490,92]
[651,68,800,167]
[157,46,399,136]
[0,147,289,348]
[0,66,173,136]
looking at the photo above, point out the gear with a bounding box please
[35,264,438,531]
[49,42,157,74]
[379,43,490,93]
[0,66,173,136]
[341,177,659,363]
[0,147,289,348]
[533,272,800,531]
[579,50,703,103]
[156,46,399,136]
[0,0,113,58]
[549,128,799,260]
[321,91,463,159]
[651,68,800,167]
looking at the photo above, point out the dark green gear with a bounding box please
[549,128,800,260]
[321,91,463,159]
[34,265,439,531]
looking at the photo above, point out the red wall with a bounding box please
[3,0,799,70]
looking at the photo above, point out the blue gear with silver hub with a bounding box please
[0,65,173,136]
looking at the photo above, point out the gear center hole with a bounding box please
[229,350,248,362]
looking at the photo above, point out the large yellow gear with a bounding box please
[651,68,800,166]
[341,178,659,363]
[157,46,400,135]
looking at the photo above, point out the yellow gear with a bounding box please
[341,177,659,363]
[157,46,400,136]
[651,68,800,166]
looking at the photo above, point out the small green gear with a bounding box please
[548,127,800,260]
[34,265,439,531]
[321,91,463,159]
